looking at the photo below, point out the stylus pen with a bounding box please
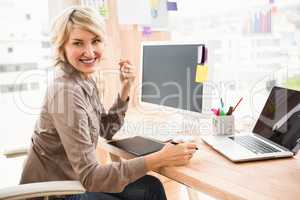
[170,141,199,150]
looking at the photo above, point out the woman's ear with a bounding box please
[61,49,67,63]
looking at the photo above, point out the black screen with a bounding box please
[253,86,300,151]
[141,44,205,113]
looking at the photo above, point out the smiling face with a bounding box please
[64,26,104,77]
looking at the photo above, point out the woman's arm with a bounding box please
[120,79,130,101]
[99,94,129,140]
[99,59,136,139]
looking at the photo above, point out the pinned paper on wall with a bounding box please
[81,0,109,19]
[150,0,159,8]
[167,1,177,11]
[99,4,109,18]
[195,64,208,83]
[117,0,151,25]
[143,26,152,36]
[148,0,168,30]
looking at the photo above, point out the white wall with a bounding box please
[48,0,80,23]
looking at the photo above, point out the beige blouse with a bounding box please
[20,66,147,193]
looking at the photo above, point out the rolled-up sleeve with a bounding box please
[48,84,147,192]
[99,95,129,140]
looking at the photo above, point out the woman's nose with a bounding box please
[83,44,95,57]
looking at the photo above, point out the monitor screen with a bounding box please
[253,86,300,151]
[140,43,206,113]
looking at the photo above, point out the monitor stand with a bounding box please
[165,110,212,135]
[143,109,212,141]
[129,104,213,141]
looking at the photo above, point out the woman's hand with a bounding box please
[144,142,198,171]
[119,59,136,101]
[119,59,136,85]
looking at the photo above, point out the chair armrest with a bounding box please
[3,146,28,158]
[0,181,85,200]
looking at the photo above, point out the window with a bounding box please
[170,0,300,118]
[0,63,37,73]
[30,82,39,90]
[0,0,50,152]
[25,13,31,20]
[7,47,13,53]
[0,83,28,93]
[41,41,51,48]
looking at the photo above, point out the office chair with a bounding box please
[0,146,85,200]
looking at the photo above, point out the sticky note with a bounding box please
[142,26,152,37]
[167,2,177,11]
[195,64,208,83]
[150,0,159,7]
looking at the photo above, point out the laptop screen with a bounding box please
[253,86,300,151]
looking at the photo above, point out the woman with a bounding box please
[20,6,197,200]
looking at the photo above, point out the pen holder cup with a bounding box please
[212,115,235,136]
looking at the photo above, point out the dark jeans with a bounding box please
[63,175,167,200]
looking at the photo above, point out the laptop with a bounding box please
[202,86,300,162]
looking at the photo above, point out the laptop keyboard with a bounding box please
[228,135,280,154]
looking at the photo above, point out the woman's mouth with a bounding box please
[79,58,97,65]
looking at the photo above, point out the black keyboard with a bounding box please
[228,135,280,154]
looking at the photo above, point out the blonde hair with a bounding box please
[51,6,106,67]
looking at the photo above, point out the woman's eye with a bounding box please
[92,39,101,45]
[73,42,82,46]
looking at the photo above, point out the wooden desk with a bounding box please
[99,111,300,200]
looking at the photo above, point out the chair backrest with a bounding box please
[0,181,85,200]
[3,146,29,158]
[0,147,85,200]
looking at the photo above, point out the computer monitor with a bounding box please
[139,41,212,116]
